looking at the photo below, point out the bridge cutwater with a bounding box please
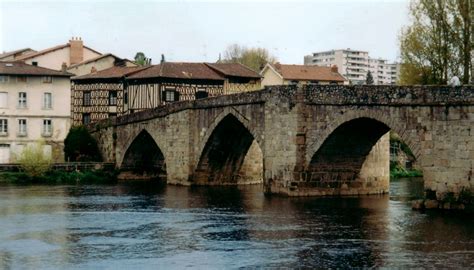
[89,85,474,200]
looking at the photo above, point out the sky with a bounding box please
[0,0,410,64]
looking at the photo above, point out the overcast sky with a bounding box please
[1,0,410,64]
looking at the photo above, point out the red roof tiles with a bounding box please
[72,66,150,81]
[205,63,261,78]
[271,63,346,82]
[0,61,73,77]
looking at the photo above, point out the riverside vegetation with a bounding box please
[0,127,117,184]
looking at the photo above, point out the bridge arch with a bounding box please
[197,108,263,159]
[120,129,167,180]
[306,110,420,164]
[304,111,422,194]
[193,112,263,184]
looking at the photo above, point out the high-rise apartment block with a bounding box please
[304,49,399,85]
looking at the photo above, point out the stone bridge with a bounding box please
[90,85,474,199]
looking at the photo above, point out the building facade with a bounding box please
[0,48,37,61]
[71,62,261,126]
[304,49,399,85]
[66,53,137,76]
[368,58,399,85]
[71,66,147,125]
[16,37,102,71]
[260,63,346,86]
[0,61,73,163]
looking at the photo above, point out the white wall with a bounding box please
[24,47,101,71]
[0,76,71,162]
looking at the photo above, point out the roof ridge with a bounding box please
[16,43,69,60]
[67,53,115,68]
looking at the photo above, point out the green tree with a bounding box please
[399,0,472,85]
[64,126,102,162]
[221,44,277,72]
[134,52,151,66]
[366,70,374,85]
[17,140,52,177]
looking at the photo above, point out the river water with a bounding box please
[0,178,473,269]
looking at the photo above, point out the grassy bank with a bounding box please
[0,169,118,184]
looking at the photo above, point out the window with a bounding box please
[0,119,7,135]
[165,91,175,102]
[195,90,209,99]
[0,75,9,83]
[43,92,52,109]
[42,119,52,136]
[83,91,91,106]
[32,61,38,66]
[42,76,52,83]
[17,76,27,83]
[43,144,52,159]
[123,89,128,104]
[82,113,91,125]
[0,92,7,108]
[109,91,117,106]
[163,87,179,102]
[18,119,27,136]
[18,92,27,108]
[109,113,117,119]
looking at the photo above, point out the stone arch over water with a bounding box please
[120,129,167,180]
[307,118,390,187]
[193,114,263,185]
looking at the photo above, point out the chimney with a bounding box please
[91,66,97,73]
[274,62,281,70]
[331,65,338,73]
[160,54,165,64]
[61,62,67,72]
[69,37,84,65]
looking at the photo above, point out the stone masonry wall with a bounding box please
[91,85,474,200]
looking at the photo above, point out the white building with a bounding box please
[304,49,399,85]
[368,58,399,85]
[260,63,346,86]
[14,37,102,71]
[0,61,73,163]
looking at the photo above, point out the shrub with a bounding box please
[64,125,102,162]
[17,140,52,177]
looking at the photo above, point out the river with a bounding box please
[0,178,473,269]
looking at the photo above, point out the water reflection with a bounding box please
[0,178,473,268]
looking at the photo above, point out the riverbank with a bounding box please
[0,170,118,185]
[390,163,423,178]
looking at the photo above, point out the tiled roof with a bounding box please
[67,53,119,69]
[128,62,225,80]
[0,48,36,60]
[72,66,150,81]
[271,63,346,82]
[0,61,73,77]
[205,63,261,78]
[16,44,101,61]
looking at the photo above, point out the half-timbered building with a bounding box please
[71,66,148,125]
[71,62,261,125]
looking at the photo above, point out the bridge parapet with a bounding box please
[304,85,474,105]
